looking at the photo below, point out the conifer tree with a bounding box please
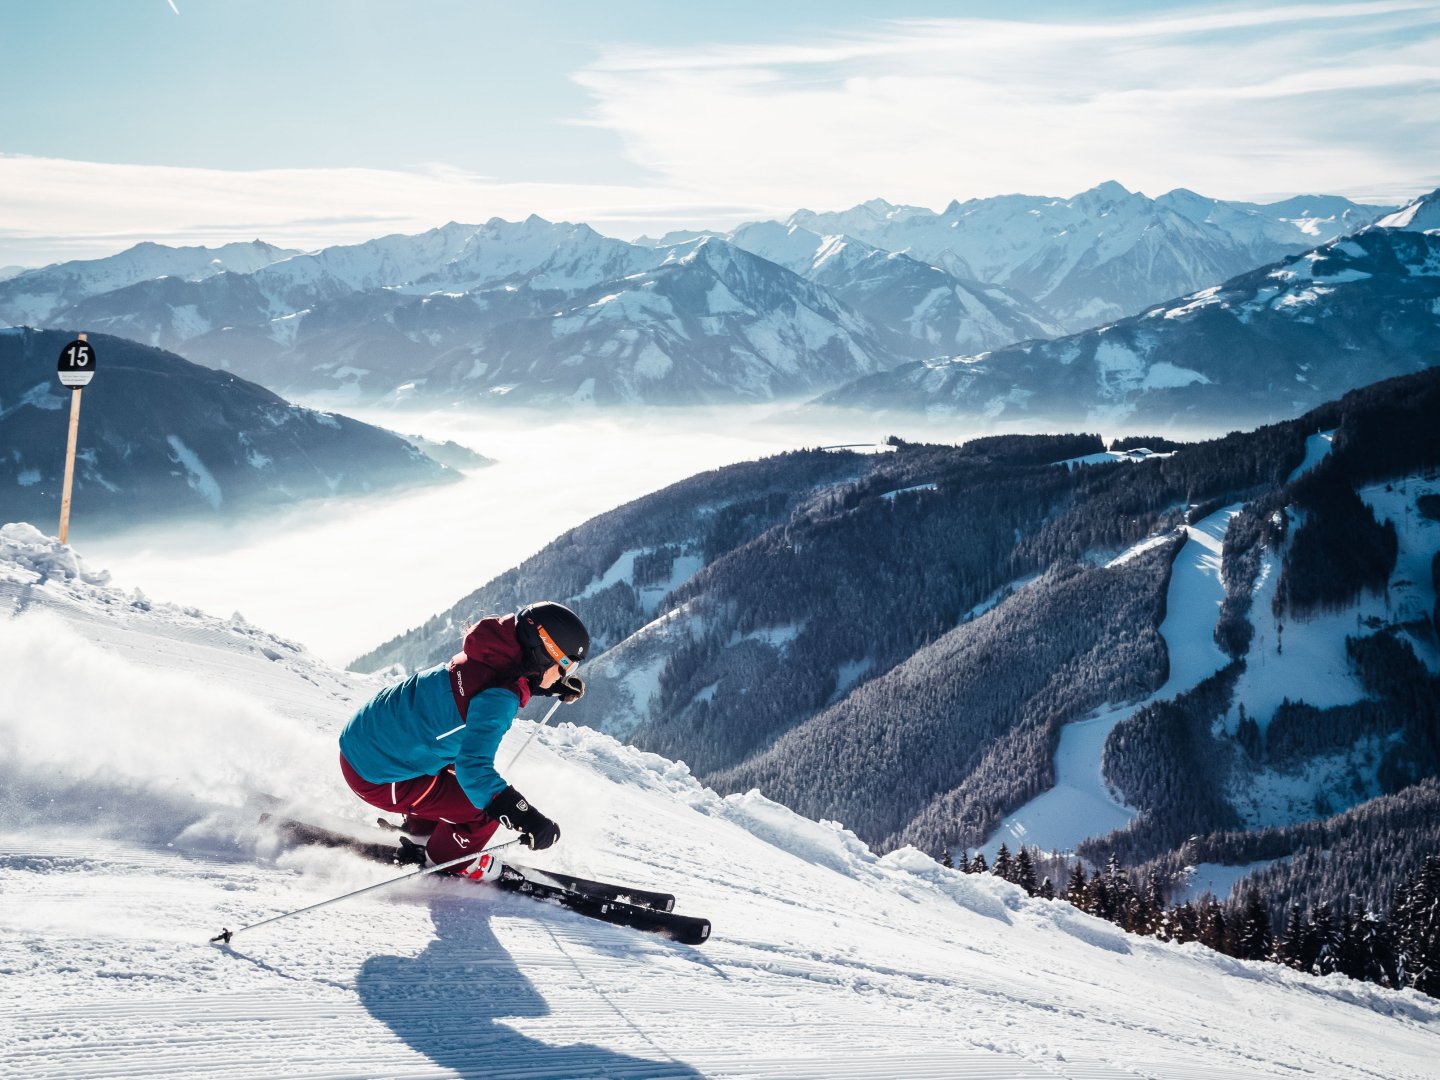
[1015,847,1038,896]
[1173,901,1201,944]
[1340,905,1395,986]
[1089,876,1116,923]
[1235,704,1262,759]
[1275,903,1310,969]
[1393,855,1440,995]
[1037,877,1056,900]
[1102,855,1133,925]
[1199,898,1228,953]
[970,851,989,875]
[993,844,1014,883]
[1134,871,1166,936]
[940,847,954,869]
[1236,888,1274,961]
[1310,904,1342,975]
[1065,863,1089,911]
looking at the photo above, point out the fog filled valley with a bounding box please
[78,401,879,667]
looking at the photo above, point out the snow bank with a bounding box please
[0,522,111,586]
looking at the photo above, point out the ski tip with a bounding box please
[210,928,234,945]
[670,920,711,946]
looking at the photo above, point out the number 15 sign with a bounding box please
[58,337,97,387]
[56,334,97,542]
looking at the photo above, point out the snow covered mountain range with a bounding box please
[0,327,454,531]
[0,182,1398,407]
[3,522,1438,1079]
[0,239,299,326]
[359,369,1440,924]
[9,221,898,406]
[819,192,1440,427]
[775,183,1392,331]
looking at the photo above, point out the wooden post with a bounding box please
[58,333,86,545]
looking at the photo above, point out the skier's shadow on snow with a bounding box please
[356,891,703,1079]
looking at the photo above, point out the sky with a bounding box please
[1,0,1437,266]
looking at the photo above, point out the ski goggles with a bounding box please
[536,624,581,674]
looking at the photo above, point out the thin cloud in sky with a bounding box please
[0,154,739,265]
[2,1,1435,265]
[574,0,1440,209]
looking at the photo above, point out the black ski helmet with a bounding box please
[516,601,590,675]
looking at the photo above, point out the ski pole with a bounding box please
[209,838,520,945]
[504,697,563,769]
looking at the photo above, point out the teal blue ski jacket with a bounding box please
[338,615,534,810]
[339,666,519,809]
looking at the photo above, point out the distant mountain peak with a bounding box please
[1375,188,1440,233]
[1083,179,1133,196]
[818,226,1440,426]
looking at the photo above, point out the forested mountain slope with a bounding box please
[357,369,1440,921]
[0,327,452,531]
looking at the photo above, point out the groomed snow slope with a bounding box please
[984,503,1235,857]
[3,525,1439,1080]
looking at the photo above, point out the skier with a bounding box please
[337,602,589,875]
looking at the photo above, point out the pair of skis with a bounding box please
[261,814,710,946]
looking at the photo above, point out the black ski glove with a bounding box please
[531,673,585,704]
[486,785,560,850]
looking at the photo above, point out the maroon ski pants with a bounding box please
[339,753,499,868]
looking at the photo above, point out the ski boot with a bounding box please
[394,835,427,866]
[460,850,507,884]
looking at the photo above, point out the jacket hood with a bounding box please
[457,613,526,672]
[451,613,531,711]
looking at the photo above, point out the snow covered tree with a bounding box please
[1132,871,1167,936]
[1015,846,1038,896]
[1065,862,1089,910]
[1172,901,1201,944]
[992,844,1014,883]
[1339,905,1395,987]
[1088,876,1115,922]
[1310,904,1343,975]
[1198,899,1228,954]
[1393,855,1440,996]
[1235,888,1274,961]
[1274,903,1311,969]
[1100,855,1134,927]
